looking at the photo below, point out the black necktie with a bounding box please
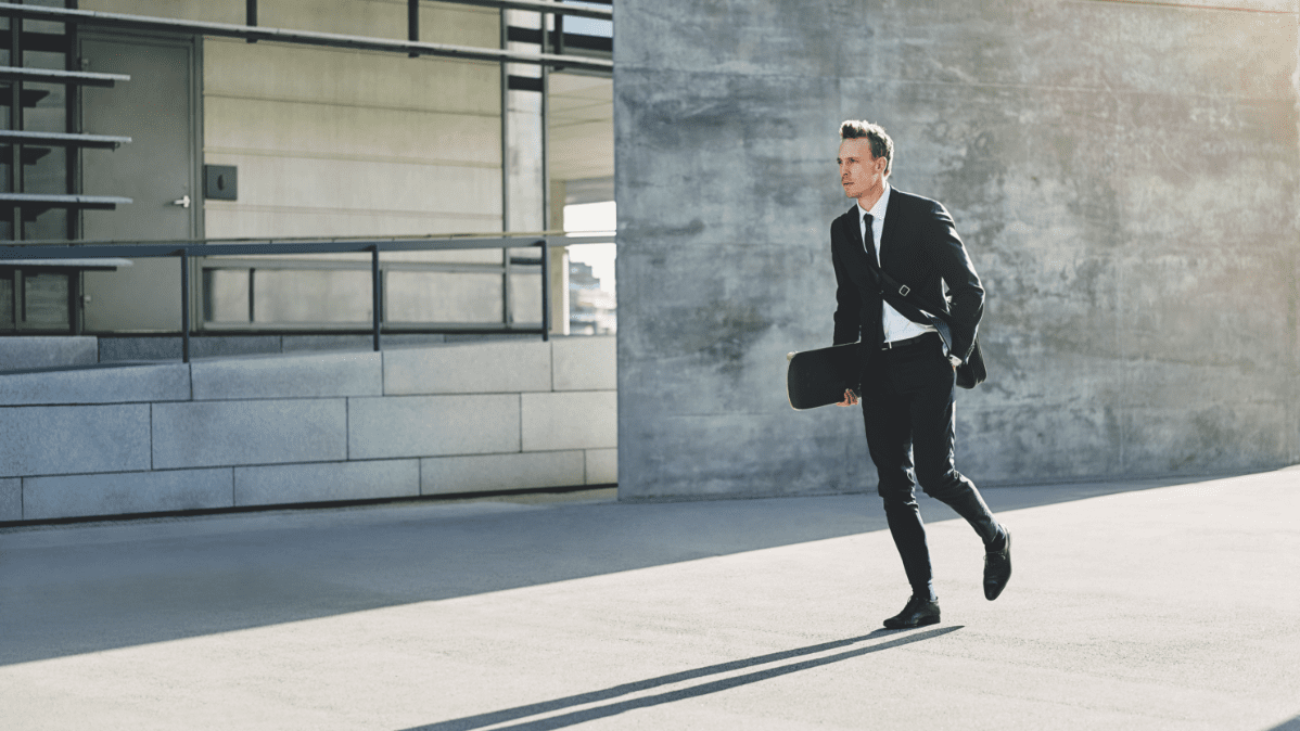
[863,212,879,269]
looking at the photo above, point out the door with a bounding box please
[79,32,200,332]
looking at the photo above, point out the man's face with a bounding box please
[838,138,887,201]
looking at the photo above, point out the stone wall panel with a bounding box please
[153,400,348,469]
[235,459,419,506]
[0,405,151,478]
[22,468,233,521]
[349,394,520,459]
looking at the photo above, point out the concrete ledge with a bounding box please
[153,400,348,469]
[420,451,585,495]
[0,477,18,521]
[0,336,97,372]
[585,448,618,485]
[383,341,551,395]
[552,336,616,391]
[192,351,382,400]
[522,391,617,451]
[0,404,151,478]
[0,363,190,406]
[349,394,521,459]
[99,336,284,363]
[21,468,233,521]
[235,459,419,506]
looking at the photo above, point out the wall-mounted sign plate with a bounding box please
[204,164,237,200]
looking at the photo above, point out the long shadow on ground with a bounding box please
[0,473,1232,666]
[400,626,961,731]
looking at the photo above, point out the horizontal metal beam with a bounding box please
[195,323,547,336]
[198,257,537,274]
[0,3,612,73]
[0,130,131,149]
[0,193,132,209]
[0,236,547,260]
[0,257,131,270]
[545,234,615,246]
[0,65,130,87]
[435,0,612,21]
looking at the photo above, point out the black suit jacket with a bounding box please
[831,188,984,362]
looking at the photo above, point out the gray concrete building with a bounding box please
[614,0,1300,498]
[0,0,618,523]
[1,0,1297,522]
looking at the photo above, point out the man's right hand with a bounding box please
[836,388,859,407]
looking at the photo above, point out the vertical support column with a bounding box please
[246,0,258,42]
[539,6,558,337]
[65,7,80,242]
[408,0,419,57]
[502,243,513,327]
[499,8,510,236]
[502,5,549,333]
[540,239,550,341]
[371,245,382,352]
[66,6,83,333]
[7,18,23,240]
[540,7,550,235]
[247,268,257,323]
[554,12,564,70]
[180,249,191,363]
[502,7,546,235]
[549,179,570,336]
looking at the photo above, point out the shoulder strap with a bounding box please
[860,251,952,328]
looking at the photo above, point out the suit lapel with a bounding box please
[845,205,863,252]
[839,205,869,269]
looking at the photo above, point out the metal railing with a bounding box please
[0,3,613,74]
[0,233,609,361]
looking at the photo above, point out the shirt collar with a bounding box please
[856,183,891,222]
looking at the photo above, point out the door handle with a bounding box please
[171,194,191,209]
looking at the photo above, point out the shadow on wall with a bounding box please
[0,473,1245,668]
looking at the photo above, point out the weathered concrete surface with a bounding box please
[0,338,617,522]
[420,450,586,495]
[0,362,190,406]
[191,352,383,400]
[22,468,234,521]
[234,460,420,506]
[0,336,97,372]
[0,468,1297,730]
[152,400,349,469]
[347,394,522,459]
[614,0,1300,498]
[0,404,152,478]
[382,341,552,395]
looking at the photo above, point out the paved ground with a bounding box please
[2,468,1298,731]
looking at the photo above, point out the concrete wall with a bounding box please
[0,337,616,523]
[614,0,1300,498]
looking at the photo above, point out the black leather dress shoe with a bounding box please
[984,529,1012,601]
[883,596,941,629]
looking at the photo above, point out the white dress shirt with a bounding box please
[856,185,939,346]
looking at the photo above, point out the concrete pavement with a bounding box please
[2,468,1298,730]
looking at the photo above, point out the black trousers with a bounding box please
[859,333,1001,600]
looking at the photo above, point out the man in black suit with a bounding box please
[831,120,1011,629]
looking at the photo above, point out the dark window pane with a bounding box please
[22,270,69,330]
[0,272,13,329]
[26,207,67,240]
